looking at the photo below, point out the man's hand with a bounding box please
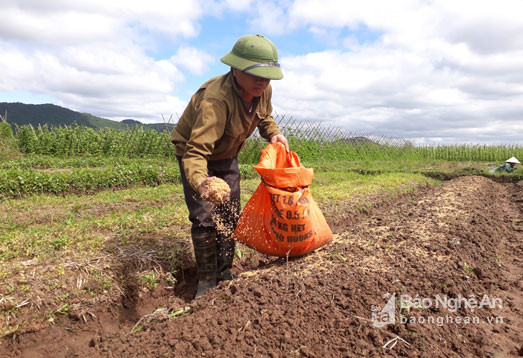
[198,176,231,205]
[270,134,289,152]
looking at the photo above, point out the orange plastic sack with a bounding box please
[233,143,332,257]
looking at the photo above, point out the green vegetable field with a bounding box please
[0,120,521,357]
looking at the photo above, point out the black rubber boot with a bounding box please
[192,230,217,299]
[216,234,236,282]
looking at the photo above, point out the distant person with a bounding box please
[493,157,520,173]
[171,34,289,298]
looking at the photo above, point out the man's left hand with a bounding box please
[270,134,289,152]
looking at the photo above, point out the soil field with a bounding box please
[2,176,522,357]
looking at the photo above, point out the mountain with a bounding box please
[121,119,142,126]
[0,102,174,132]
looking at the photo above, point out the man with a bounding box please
[171,34,289,298]
[494,157,520,173]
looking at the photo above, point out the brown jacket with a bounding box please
[171,71,281,191]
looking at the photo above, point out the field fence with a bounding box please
[8,114,523,163]
[244,114,523,163]
[270,114,412,146]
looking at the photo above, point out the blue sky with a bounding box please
[156,12,383,101]
[1,0,523,144]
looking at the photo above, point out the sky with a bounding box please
[1,0,523,145]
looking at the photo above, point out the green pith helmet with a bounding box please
[221,34,283,80]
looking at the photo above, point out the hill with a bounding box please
[0,102,173,132]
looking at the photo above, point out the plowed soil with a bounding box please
[2,176,522,357]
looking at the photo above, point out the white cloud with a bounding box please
[223,0,254,11]
[0,0,208,122]
[246,1,293,35]
[273,36,523,143]
[170,47,215,76]
[266,0,523,143]
[2,0,523,143]
[0,0,202,45]
[0,45,35,91]
[1,40,188,120]
[0,8,120,45]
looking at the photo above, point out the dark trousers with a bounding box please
[176,156,241,237]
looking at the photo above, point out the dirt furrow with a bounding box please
[3,176,522,357]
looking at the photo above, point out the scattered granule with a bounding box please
[212,200,241,237]
[202,177,230,204]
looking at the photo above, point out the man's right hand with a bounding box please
[198,177,231,205]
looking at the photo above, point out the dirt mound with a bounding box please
[3,176,522,357]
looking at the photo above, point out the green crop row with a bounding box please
[246,137,523,164]
[0,155,172,170]
[0,165,179,199]
[15,124,175,157]
[0,122,19,161]
[412,144,523,162]
[8,123,523,164]
[0,163,259,199]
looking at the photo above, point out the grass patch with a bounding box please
[0,183,194,336]
[311,171,439,203]
[0,158,444,337]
